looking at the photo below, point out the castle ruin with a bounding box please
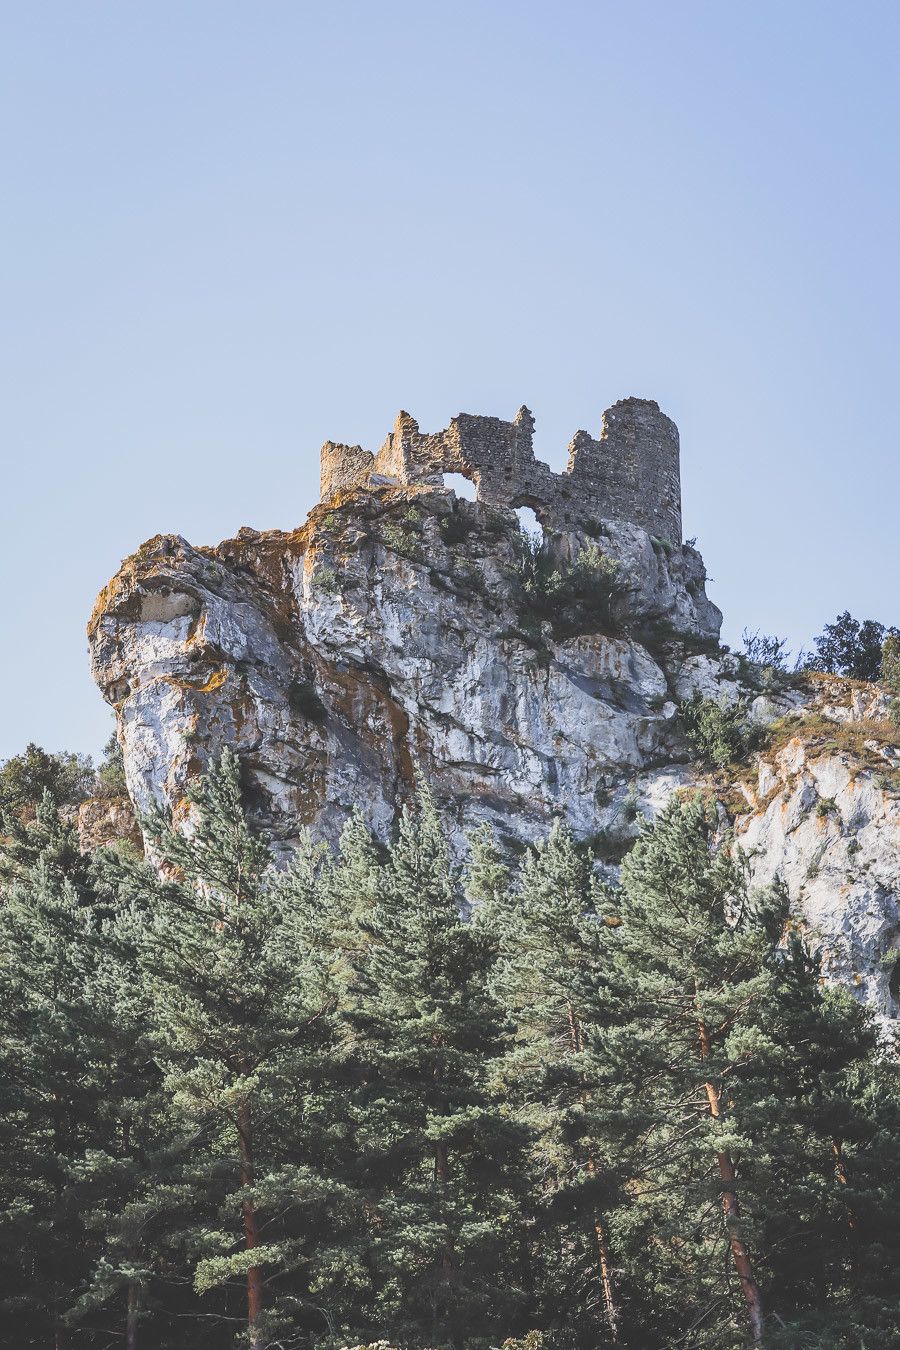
[319,396,682,544]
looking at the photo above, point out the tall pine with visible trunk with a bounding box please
[337,790,529,1345]
[607,796,770,1343]
[599,794,900,1346]
[115,751,345,1349]
[486,819,625,1347]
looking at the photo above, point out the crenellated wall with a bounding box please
[320,396,683,542]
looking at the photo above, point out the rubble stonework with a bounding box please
[320,396,683,544]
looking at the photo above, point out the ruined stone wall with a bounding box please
[568,400,682,544]
[319,396,683,543]
[320,441,374,499]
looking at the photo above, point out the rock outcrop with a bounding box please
[87,399,900,1026]
[733,680,900,1025]
[76,794,144,856]
[88,484,720,853]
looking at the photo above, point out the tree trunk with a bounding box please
[567,1001,620,1342]
[587,1164,620,1345]
[831,1137,859,1231]
[429,1039,456,1292]
[237,1098,264,1350]
[122,1117,140,1350]
[832,1135,860,1277]
[52,1097,67,1350]
[697,1009,765,1343]
[712,1141,765,1342]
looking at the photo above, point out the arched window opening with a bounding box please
[515,504,544,544]
[443,472,478,502]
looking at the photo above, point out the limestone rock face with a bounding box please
[732,682,900,1026]
[88,488,719,855]
[88,487,899,1025]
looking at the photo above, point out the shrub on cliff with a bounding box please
[679,689,758,768]
[881,632,900,725]
[741,629,790,671]
[881,632,900,689]
[514,534,621,637]
[738,627,804,692]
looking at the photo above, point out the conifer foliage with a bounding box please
[601,798,900,1346]
[0,759,897,1348]
[336,792,529,1343]
[111,751,345,1348]
[487,820,623,1345]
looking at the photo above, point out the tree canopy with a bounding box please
[0,759,897,1348]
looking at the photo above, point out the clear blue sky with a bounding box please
[2,1,898,762]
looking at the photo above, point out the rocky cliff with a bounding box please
[87,401,900,1028]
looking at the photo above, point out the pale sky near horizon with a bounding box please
[2,1,898,762]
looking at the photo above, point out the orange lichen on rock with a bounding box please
[197,667,228,693]
[163,667,228,694]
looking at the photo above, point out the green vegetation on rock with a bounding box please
[514,534,621,638]
[679,689,760,768]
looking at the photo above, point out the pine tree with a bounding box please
[487,819,624,1347]
[0,786,95,897]
[1,757,895,1347]
[115,750,344,1349]
[65,892,197,1350]
[599,795,900,1346]
[730,933,900,1345]
[338,790,528,1345]
[0,794,142,1346]
[619,798,768,1340]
